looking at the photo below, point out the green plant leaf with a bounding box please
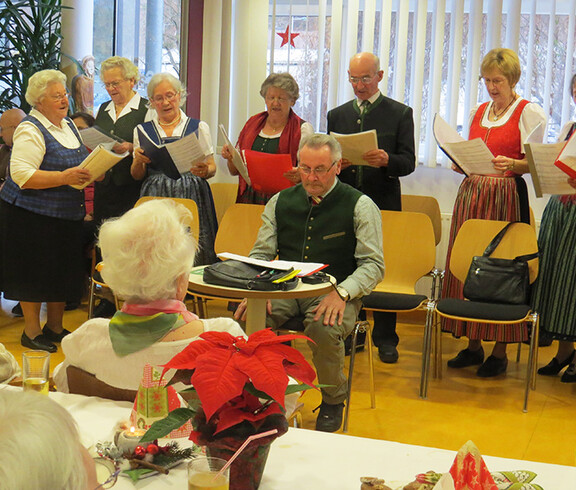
[140,408,195,443]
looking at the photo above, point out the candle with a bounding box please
[115,427,149,455]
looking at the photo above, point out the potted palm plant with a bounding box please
[140,329,317,490]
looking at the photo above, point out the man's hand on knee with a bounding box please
[233,298,272,322]
[312,290,346,326]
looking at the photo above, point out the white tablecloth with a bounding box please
[3,387,574,489]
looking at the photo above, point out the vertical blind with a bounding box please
[266,0,576,167]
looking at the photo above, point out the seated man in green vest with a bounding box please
[235,133,384,432]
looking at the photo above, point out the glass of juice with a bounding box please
[188,456,229,490]
[22,350,50,395]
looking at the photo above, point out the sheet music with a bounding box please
[330,130,378,165]
[79,127,122,151]
[70,144,129,189]
[166,132,211,173]
[218,124,251,185]
[524,142,575,197]
[433,114,495,175]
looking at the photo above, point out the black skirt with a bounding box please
[0,199,84,302]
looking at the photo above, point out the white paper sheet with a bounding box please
[219,124,251,185]
[330,130,378,166]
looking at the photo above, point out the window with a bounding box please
[267,0,576,166]
[92,0,182,110]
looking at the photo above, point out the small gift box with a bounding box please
[129,364,192,439]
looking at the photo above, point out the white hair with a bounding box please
[99,199,197,303]
[0,391,88,490]
[147,72,187,107]
[99,56,140,83]
[25,69,67,107]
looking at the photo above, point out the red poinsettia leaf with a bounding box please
[161,339,213,373]
[272,343,317,385]
[247,328,311,348]
[233,344,291,406]
[214,402,282,434]
[192,349,248,420]
[198,330,239,347]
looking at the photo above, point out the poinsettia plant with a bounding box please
[140,329,317,445]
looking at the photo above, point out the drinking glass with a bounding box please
[188,456,229,490]
[22,350,50,395]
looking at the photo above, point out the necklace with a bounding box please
[266,120,285,133]
[492,95,517,121]
[158,113,181,127]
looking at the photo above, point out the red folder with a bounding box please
[554,129,576,179]
[243,149,294,194]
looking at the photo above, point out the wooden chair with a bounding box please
[88,197,200,319]
[66,366,137,402]
[422,219,540,412]
[190,203,265,317]
[210,182,238,224]
[401,194,442,246]
[361,210,437,402]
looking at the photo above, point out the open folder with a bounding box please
[218,124,251,185]
[242,149,293,194]
[432,114,496,177]
[553,130,576,179]
[138,128,212,180]
[69,144,128,190]
[330,130,378,166]
[79,126,123,151]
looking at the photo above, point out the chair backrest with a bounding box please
[375,210,436,294]
[401,194,442,246]
[66,366,137,402]
[214,203,265,256]
[210,182,239,224]
[450,219,539,284]
[134,196,200,241]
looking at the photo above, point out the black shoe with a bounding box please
[561,364,576,383]
[378,345,399,363]
[93,299,116,318]
[344,331,365,356]
[476,355,508,377]
[538,350,576,376]
[64,301,80,311]
[42,326,72,343]
[447,347,484,368]
[314,401,344,432]
[11,302,23,317]
[21,332,57,353]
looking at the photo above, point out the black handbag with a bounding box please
[203,259,299,291]
[462,222,538,305]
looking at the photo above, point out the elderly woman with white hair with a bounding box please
[94,56,148,226]
[0,69,91,353]
[221,72,314,204]
[0,390,99,490]
[130,72,218,265]
[53,199,244,392]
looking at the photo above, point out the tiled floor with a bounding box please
[2,295,575,469]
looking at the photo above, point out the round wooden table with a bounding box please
[188,266,333,334]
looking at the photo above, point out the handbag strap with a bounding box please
[482,221,539,262]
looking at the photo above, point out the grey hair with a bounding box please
[259,72,300,101]
[0,391,88,490]
[297,133,342,162]
[99,199,197,303]
[25,69,67,107]
[146,73,187,108]
[99,56,140,83]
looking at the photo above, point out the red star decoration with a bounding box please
[277,25,299,47]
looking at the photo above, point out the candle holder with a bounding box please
[114,427,149,455]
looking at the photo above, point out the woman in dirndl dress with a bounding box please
[442,48,547,377]
[131,73,218,265]
[531,74,576,383]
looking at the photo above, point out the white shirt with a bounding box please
[133,109,214,155]
[356,90,382,113]
[9,109,83,187]
[104,92,144,122]
[468,99,547,144]
[257,121,314,140]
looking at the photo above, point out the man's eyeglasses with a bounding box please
[298,160,337,176]
[348,75,376,85]
[152,92,178,103]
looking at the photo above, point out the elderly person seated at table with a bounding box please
[53,199,244,393]
[0,390,99,490]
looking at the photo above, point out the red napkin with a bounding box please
[448,441,497,490]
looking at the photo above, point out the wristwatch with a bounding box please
[336,286,350,302]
